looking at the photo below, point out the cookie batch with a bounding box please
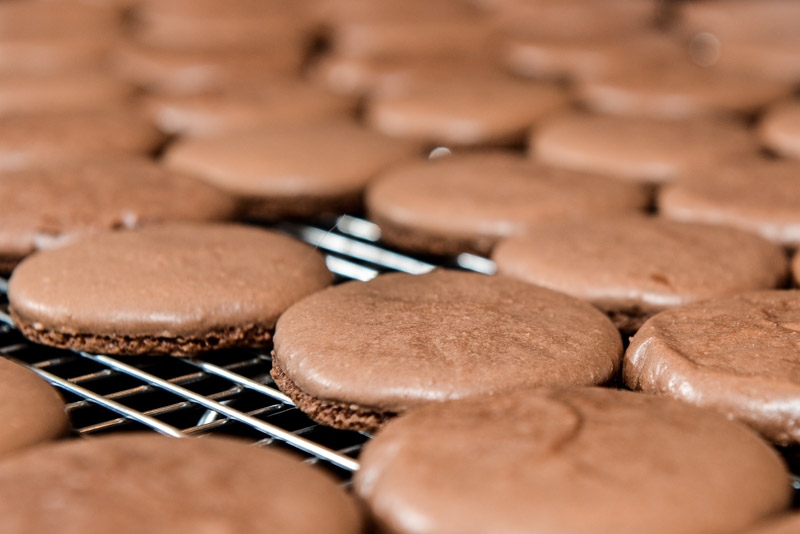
[1,0,800,532]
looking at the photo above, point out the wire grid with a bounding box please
[0,216,494,482]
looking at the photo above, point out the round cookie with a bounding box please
[145,79,355,137]
[0,37,110,76]
[659,158,800,248]
[366,152,649,256]
[133,0,312,52]
[678,1,800,84]
[272,270,623,432]
[577,60,790,119]
[493,0,659,41]
[625,290,800,446]
[0,73,134,117]
[366,73,567,146]
[355,387,790,534]
[310,55,501,99]
[0,434,362,534]
[0,158,239,272]
[112,42,303,96]
[711,36,800,85]
[8,223,332,356]
[0,109,164,172]
[503,32,682,82]
[0,1,120,41]
[759,100,800,159]
[492,217,789,332]
[532,112,758,183]
[165,119,421,219]
[316,0,492,60]
[0,357,67,457]
[679,0,800,42]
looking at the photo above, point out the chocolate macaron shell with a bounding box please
[492,217,789,331]
[532,112,758,183]
[0,109,164,172]
[7,224,332,356]
[0,434,363,534]
[164,119,422,219]
[0,73,135,117]
[112,42,303,96]
[658,158,800,248]
[576,59,791,119]
[0,1,121,41]
[355,387,790,534]
[0,158,239,271]
[145,79,356,138]
[366,74,567,146]
[624,290,800,446]
[365,152,649,256]
[0,36,111,76]
[0,358,68,457]
[272,270,623,431]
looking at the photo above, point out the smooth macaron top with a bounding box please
[355,387,790,534]
[8,223,332,338]
[532,112,758,183]
[366,152,649,255]
[0,434,363,534]
[625,290,800,445]
[492,216,788,315]
[274,269,623,413]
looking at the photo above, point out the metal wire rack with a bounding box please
[0,216,495,482]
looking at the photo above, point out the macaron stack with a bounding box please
[0,0,799,533]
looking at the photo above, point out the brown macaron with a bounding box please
[0,434,363,534]
[132,0,313,53]
[0,109,164,172]
[659,158,800,248]
[366,73,567,147]
[492,216,789,332]
[165,119,421,219]
[366,152,649,256]
[0,1,120,41]
[145,79,356,138]
[503,32,682,82]
[112,42,303,96]
[272,269,623,432]
[0,357,67,457]
[355,387,790,534]
[0,73,134,117]
[625,290,800,446]
[316,0,492,60]
[577,59,790,119]
[0,158,239,273]
[493,0,660,41]
[0,37,111,76]
[532,112,758,184]
[8,223,332,356]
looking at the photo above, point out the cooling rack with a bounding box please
[0,216,495,481]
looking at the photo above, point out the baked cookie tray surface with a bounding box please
[0,215,495,484]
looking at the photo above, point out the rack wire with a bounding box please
[0,216,495,481]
